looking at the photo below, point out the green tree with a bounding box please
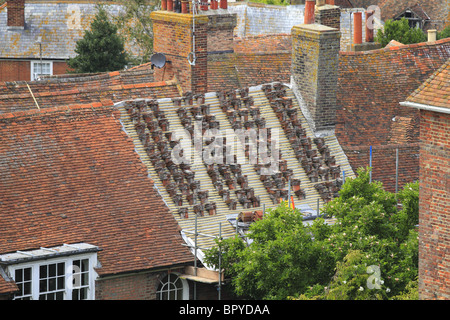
[205,168,419,300]
[114,0,158,65]
[375,18,427,47]
[204,203,335,300]
[437,26,450,40]
[68,6,127,73]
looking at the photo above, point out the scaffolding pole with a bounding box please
[395,148,399,194]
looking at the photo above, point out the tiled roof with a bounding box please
[406,58,450,110]
[0,104,193,277]
[233,34,292,54]
[206,35,292,92]
[336,37,450,147]
[0,69,180,114]
[0,2,139,60]
[0,268,18,295]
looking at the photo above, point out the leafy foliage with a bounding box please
[204,168,419,300]
[375,18,427,47]
[113,0,158,65]
[68,6,127,73]
[437,26,450,40]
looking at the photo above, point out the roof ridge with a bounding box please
[0,100,115,121]
[340,37,450,56]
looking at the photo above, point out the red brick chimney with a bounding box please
[353,12,362,44]
[7,0,25,28]
[151,1,235,94]
[365,10,374,42]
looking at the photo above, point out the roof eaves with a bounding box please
[399,101,450,114]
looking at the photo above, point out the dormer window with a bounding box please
[0,243,100,300]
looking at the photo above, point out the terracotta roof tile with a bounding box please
[0,104,193,277]
[407,58,450,109]
[336,37,450,146]
[0,69,179,114]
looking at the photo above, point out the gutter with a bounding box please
[400,101,450,114]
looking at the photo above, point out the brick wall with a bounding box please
[0,60,70,82]
[151,11,208,94]
[95,269,224,300]
[53,61,70,75]
[207,13,237,53]
[291,23,340,133]
[0,60,30,81]
[418,110,450,300]
[95,271,162,300]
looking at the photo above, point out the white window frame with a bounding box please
[31,60,53,81]
[7,253,98,300]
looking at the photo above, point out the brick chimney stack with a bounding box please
[151,0,235,94]
[7,0,25,28]
[291,0,341,135]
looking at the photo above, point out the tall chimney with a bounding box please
[291,22,340,134]
[304,1,315,24]
[365,10,374,42]
[353,12,362,44]
[7,0,25,28]
[151,11,209,94]
[219,0,228,9]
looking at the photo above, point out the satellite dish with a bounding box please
[150,53,166,69]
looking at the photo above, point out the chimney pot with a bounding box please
[428,29,437,42]
[353,12,362,44]
[167,0,174,11]
[219,0,227,9]
[365,10,374,42]
[200,0,208,11]
[181,0,188,13]
[304,0,315,24]
[211,0,218,10]
[162,0,167,10]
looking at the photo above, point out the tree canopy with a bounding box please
[375,18,427,47]
[204,168,419,300]
[68,6,128,73]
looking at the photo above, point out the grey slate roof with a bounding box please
[0,2,128,60]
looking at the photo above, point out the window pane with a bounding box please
[49,278,57,291]
[80,288,87,300]
[81,259,89,272]
[57,276,65,290]
[81,272,89,286]
[57,263,65,276]
[24,267,32,281]
[15,269,23,283]
[56,291,64,300]
[72,288,80,300]
[40,265,47,278]
[23,281,32,295]
[40,279,47,292]
[49,264,56,277]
